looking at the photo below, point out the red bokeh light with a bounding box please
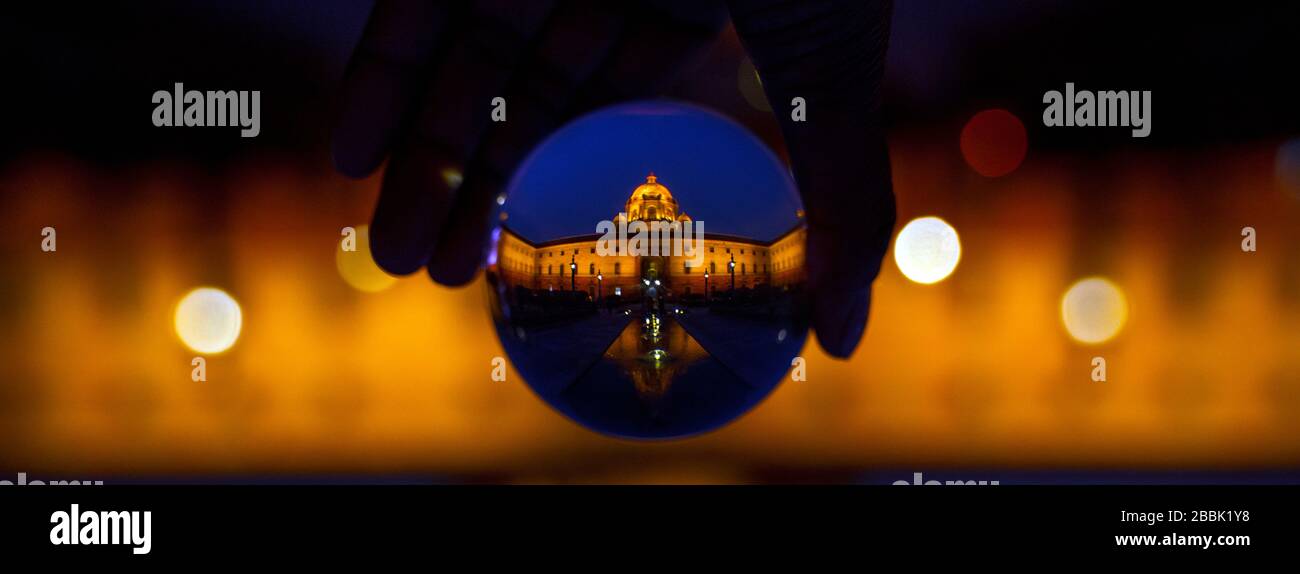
[960,109,1028,178]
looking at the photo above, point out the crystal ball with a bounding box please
[486,101,808,439]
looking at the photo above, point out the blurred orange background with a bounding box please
[3,126,1299,483]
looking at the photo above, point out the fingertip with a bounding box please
[367,148,461,276]
[366,209,433,277]
[814,324,861,359]
[426,258,483,287]
[331,134,379,180]
[426,173,501,288]
[425,211,493,287]
[367,232,427,277]
[812,286,871,359]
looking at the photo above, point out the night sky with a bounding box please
[503,101,803,243]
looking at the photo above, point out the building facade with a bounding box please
[494,173,805,300]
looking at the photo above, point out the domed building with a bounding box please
[624,172,680,223]
[494,172,806,301]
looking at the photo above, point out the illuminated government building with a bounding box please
[494,172,805,300]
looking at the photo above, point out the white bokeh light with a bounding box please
[893,216,962,284]
[1060,277,1128,344]
[174,287,243,354]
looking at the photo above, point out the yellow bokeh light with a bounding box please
[893,216,962,284]
[1061,277,1129,344]
[337,224,398,293]
[174,287,242,354]
[441,167,463,190]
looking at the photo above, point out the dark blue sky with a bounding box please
[503,101,802,243]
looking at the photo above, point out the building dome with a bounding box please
[625,172,679,222]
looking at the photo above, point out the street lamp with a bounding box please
[703,270,709,302]
[597,271,603,303]
[569,254,577,292]
[728,254,736,292]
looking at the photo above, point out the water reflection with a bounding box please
[555,304,775,438]
[489,277,807,438]
[598,311,715,415]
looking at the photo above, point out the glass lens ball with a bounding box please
[486,101,808,439]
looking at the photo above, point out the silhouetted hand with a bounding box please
[333,0,895,358]
[729,0,896,358]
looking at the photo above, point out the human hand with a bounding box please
[334,0,896,359]
[332,0,729,284]
[729,0,896,358]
